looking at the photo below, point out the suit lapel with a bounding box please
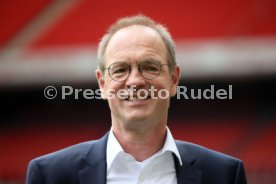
[78,160,106,184]
[78,133,109,184]
[175,141,202,184]
[77,134,202,184]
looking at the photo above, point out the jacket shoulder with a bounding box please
[26,138,104,184]
[176,140,247,183]
[176,140,241,164]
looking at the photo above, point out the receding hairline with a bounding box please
[97,15,176,72]
[104,25,167,58]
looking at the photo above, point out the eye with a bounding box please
[109,63,129,76]
[141,62,160,73]
[112,67,128,74]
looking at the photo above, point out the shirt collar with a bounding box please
[106,126,182,170]
[106,128,124,170]
[162,127,183,165]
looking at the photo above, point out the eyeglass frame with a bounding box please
[104,60,173,82]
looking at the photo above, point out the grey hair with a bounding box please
[97,15,176,72]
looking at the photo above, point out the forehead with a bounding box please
[104,25,167,65]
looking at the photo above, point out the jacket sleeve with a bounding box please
[234,160,247,184]
[26,159,45,184]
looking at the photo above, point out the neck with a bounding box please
[112,123,167,161]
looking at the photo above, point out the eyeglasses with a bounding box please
[105,61,171,82]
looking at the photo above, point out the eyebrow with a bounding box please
[109,58,163,66]
[132,58,163,63]
[140,58,162,63]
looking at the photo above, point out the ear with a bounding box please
[96,69,107,99]
[169,65,180,97]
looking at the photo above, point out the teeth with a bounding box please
[128,96,149,100]
[129,96,140,100]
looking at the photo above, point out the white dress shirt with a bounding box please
[106,127,182,184]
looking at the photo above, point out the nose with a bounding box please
[125,66,146,88]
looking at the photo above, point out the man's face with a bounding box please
[96,25,180,130]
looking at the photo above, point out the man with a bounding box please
[26,15,247,184]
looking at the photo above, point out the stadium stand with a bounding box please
[0,0,276,183]
[0,0,52,47]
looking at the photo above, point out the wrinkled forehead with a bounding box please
[104,25,167,66]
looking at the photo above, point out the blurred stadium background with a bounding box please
[0,0,276,183]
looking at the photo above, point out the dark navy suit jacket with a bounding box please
[26,132,247,184]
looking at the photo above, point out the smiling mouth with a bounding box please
[125,95,151,101]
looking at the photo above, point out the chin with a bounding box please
[126,115,149,123]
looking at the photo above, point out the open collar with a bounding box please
[77,131,202,184]
[106,126,182,170]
